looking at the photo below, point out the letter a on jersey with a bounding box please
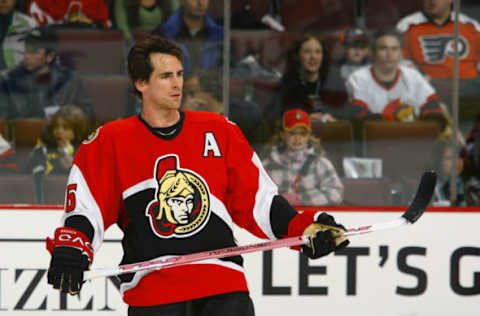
[203,132,222,157]
[145,154,211,238]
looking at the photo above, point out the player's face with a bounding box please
[299,38,323,75]
[346,45,369,64]
[423,0,452,18]
[373,35,402,71]
[281,126,310,152]
[137,53,183,111]
[182,0,209,18]
[167,194,194,224]
[0,0,16,14]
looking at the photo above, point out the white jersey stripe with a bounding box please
[252,152,278,240]
[62,164,106,252]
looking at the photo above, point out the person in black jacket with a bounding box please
[0,26,94,120]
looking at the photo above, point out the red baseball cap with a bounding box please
[283,109,311,131]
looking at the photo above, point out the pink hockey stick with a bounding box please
[84,171,435,281]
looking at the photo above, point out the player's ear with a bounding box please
[135,79,147,93]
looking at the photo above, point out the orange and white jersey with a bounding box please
[346,65,441,118]
[397,11,480,80]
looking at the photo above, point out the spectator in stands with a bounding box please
[152,0,223,74]
[182,69,222,113]
[181,69,264,148]
[31,104,88,176]
[324,27,371,107]
[431,139,469,206]
[346,28,446,129]
[0,26,94,120]
[396,0,480,99]
[0,0,38,72]
[262,108,344,206]
[27,0,111,28]
[115,0,179,43]
[0,131,17,173]
[265,34,350,125]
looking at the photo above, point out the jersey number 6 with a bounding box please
[66,184,78,213]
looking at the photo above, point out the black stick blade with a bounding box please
[401,171,437,223]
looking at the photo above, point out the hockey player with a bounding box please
[46,35,349,315]
[346,28,446,128]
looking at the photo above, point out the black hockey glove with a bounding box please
[302,212,349,259]
[46,227,93,295]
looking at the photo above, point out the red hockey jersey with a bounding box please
[27,0,111,28]
[397,11,480,80]
[62,111,280,306]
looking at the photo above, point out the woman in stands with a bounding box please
[262,108,344,206]
[265,34,335,122]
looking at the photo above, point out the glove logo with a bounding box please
[145,154,211,238]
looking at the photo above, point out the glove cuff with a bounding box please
[287,210,324,238]
[46,227,94,262]
[286,210,319,251]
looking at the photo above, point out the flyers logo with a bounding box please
[145,154,211,238]
[420,35,469,63]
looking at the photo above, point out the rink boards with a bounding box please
[0,205,478,316]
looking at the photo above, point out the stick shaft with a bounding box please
[84,218,408,280]
[85,235,310,280]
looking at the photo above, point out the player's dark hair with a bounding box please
[127,35,183,99]
[371,28,404,52]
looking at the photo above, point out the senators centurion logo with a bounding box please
[145,154,211,238]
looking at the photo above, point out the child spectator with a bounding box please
[115,0,179,43]
[262,108,344,206]
[0,0,38,72]
[180,69,264,149]
[31,104,88,176]
[27,0,111,28]
[324,27,370,107]
[431,139,469,206]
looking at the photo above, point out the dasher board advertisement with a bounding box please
[0,206,478,315]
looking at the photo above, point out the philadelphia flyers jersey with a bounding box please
[346,65,442,118]
[62,111,280,306]
[397,11,480,80]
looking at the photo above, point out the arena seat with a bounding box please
[11,119,50,172]
[362,120,440,184]
[57,29,126,75]
[312,120,355,177]
[0,175,34,203]
[44,175,67,204]
[82,75,131,122]
[342,177,392,206]
[12,119,49,148]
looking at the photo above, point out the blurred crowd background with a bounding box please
[0,0,479,208]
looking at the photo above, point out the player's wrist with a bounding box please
[46,226,94,263]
